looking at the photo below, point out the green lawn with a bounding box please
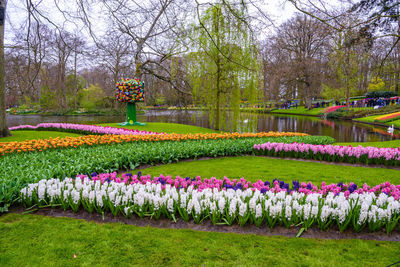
[270,106,324,116]
[139,156,400,186]
[0,123,218,143]
[356,115,382,123]
[0,130,82,142]
[356,115,400,128]
[97,122,219,134]
[1,213,399,266]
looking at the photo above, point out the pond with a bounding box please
[6,109,399,142]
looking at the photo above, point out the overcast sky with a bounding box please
[5,0,300,45]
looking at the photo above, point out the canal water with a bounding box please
[6,110,399,142]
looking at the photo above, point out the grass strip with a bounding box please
[97,122,219,134]
[139,156,400,186]
[0,131,82,142]
[0,213,399,266]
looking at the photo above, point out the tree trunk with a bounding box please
[215,71,220,130]
[0,0,10,137]
[303,75,312,109]
[114,67,119,109]
[304,87,312,109]
[345,48,350,111]
[74,48,77,110]
[59,62,67,109]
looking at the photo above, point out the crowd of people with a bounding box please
[350,97,400,108]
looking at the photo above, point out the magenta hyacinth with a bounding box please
[74,172,400,200]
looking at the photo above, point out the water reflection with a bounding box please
[6,110,399,142]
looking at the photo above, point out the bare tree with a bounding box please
[96,30,133,107]
[271,14,330,108]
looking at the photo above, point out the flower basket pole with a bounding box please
[116,78,146,126]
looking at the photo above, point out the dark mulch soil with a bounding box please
[9,207,400,242]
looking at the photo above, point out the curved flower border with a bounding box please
[0,131,308,156]
[254,142,400,166]
[20,173,400,234]
[9,123,163,136]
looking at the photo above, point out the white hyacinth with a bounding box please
[18,178,400,233]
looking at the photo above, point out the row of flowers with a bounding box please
[20,176,400,234]
[86,172,400,200]
[322,105,346,114]
[9,123,163,136]
[0,132,308,156]
[253,142,400,166]
[374,112,400,122]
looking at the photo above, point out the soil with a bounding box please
[9,207,400,242]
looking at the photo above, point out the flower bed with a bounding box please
[374,112,400,123]
[0,131,308,156]
[253,142,400,166]
[20,174,400,234]
[78,172,400,200]
[9,123,163,136]
[0,135,334,210]
[322,105,346,113]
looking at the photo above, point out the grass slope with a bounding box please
[1,213,399,266]
[356,115,400,128]
[270,107,324,116]
[98,122,219,134]
[139,156,400,186]
[0,131,82,142]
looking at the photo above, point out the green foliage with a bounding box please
[0,135,333,208]
[65,74,87,107]
[367,76,386,92]
[154,94,166,105]
[78,84,107,110]
[326,109,346,119]
[321,84,344,102]
[365,91,397,98]
[40,86,58,110]
[188,2,261,130]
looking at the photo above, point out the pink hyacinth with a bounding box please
[74,172,400,200]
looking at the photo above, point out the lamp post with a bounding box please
[116,78,146,126]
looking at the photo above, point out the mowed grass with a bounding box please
[98,122,219,134]
[270,106,324,115]
[0,123,217,143]
[139,156,400,186]
[1,213,399,267]
[356,115,400,128]
[0,130,82,142]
